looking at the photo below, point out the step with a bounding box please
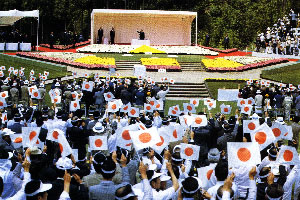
[166,94,210,98]
[169,88,208,91]
[168,91,209,95]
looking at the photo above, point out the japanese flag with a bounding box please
[191,115,208,127]
[104,92,115,102]
[30,77,36,82]
[278,83,286,88]
[170,79,175,84]
[246,80,251,85]
[180,115,194,127]
[197,164,217,190]
[168,106,180,116]
[82,81,93,92]
[128,107,139,118]
[108,101,119,113]
[13,70,18,76]
[241,105,252,115]
[47,129,63,142]
[144,103,154,113]
[271,122,288,141]
[250,123,275,150]
[72,72,77,77]
[84,73,89,78]
[1,66,5,70]
[169,124,184,142]
[282,125,293,140]
[151,80,155,85]
[44,71,49,76]
[120,103,131,113]
[70,101,80,112]
[237,98,247,107]
[220,104,232,115]
[247,97,255,105]
[22,127,41,148]
[153,128,170,154]
[154,100,163,111]
[89,136,108,151]
[243,120,260,133]
[0,91,8,98]
[129,127,161,150]
[180,143,200,160]
[0,71,4,77]
[148,97,157,107]
[10,134,23,149]
[106,76,110,81]
[19,70,24,76]
[51,96,61,104]
[137,123,147,131]
[183,103,196,113]
[30,70,34,76]
[206,100,216,110]
[190,99,200,107]
[0,98,7,109]
[137,75,143,80]
[1,112,8,122]
[116,125,139,150]
[31,89,41,99]
[71,91,79,100]
[57,133,73,157]
[227,142,261,168]
[276,145,300,165]
[138,80,143,85]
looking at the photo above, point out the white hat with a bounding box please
[148,164,157,171]
[276,117,285,125]
[39,83,44,88]
[250,113,260,120]
[256,90,261,94]
[12,82,17,87]
[160,175,171,182]
[75,85,80,90]
[67,85,72,90]
[55,82,60,87]
[25,181,52,197]
[56,157,73,170]
[149,172,163,181]
[1,128,15,136]
[173,145,181,153]
[30,146,42,155]
[92,122,105,133]
[24,80,29,85]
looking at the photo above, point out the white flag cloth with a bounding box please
[107,101,120,113]
[31,89,41,99]
[28,86,37,96]
[283,125,293,140]
[183,103,196,113]
[144,103,154,113]
[197,164,217,190]
[154,100,163,111]
[180,143,200,160]
[0,91,8,98]
[271,122,288,141]
[237,98,247,107]
[148,97,157,107]
[49,89,58,99]
[137,123,147,131]
[89,136,108,151]
[227,142,261,168]
[128,107,139,118]
[190,99,200,107]
[82,81,94,92]
[116,125,139,150]
[168,106,180,116]
[247,97,255,105]
[170,79,175,84]
[241,105,252,115]
[71,91,79,100]
[120,103,131,113]
[58,133,73,157]
[22,127,41,148]
[191,115,208,127]
[243,120,260,133]
[51,96,61,104]
[47,129,64,142]
[10,134,23,149]
[180,115,194,127]
[169,124,184,142]
[206,100,216,110]
[276,145,300,165]
[129,127,161,150]
[220,104,232,115]
[0,71,4,77]
[152,128,170,154]
[250,123,275,150]
[203,98,213,106]
[1,112,8,122]
[70,101,80,112]
[104,92,115,102]
[0,98,7,109]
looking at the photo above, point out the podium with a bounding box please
[131,39,150,46]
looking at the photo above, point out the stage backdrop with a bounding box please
[91,9,197,46]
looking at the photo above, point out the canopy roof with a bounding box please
[0,10,39,26]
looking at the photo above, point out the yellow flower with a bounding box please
[74,56,115,65]
[202,58,243,69]
[141,58,179,66]
[129,45,166,54]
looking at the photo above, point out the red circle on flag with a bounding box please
[54,98,58,103]
[1,93,5,98]
[174,107,178,111]
[272,128,281,137]
[95,139,103,147]
[193,100,197,105]
[284,132,288,136]
[122,130,131,140]
[173,130,178,138]
[156,104,160,109]
[111,104,117,110]
[255,131,267,144]
[139,125,145,130]
[184,147,194,156]
[29,131,37,141]
[156,136,164,146]
[150,101,155,106]
[224,108,229,112]
[146,106,151,110]
[241,100,245,105]
[209,103,213,107]
[139,132,152,143]
[34,92,38,97]
[248,122,256,130]
[59,143,63,153]
[123,106,128,110]
[172,110,176,115]
[244,107,250,112]
[0,102,3,106]
[53,131,59,139]
[36,140,39,144]
[187,105,192,111]
[283,150,293,161]
[107,94,111,98]
[72,94,76,98]
[85,84,90,89]
[237,148,251,162]
[248,100,252,104]
[130,109,136,115]
[126,143,132,146]
[74,103,78,108]
[14,137,22,143]
[207,169,213,180]
[195,117,202,124]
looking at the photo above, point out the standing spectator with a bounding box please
[98,27,103,44]
[156,83,170,111]
[49,32,55,49]
[294,91,300,116]
[283,92,293,121]
[205,33,210,46]
[110,27,115,45]
[224,35,229,49]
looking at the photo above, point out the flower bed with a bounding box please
[198,45,238,53]
[141,58,181,71]
[16,52,116,69]
[40,40,90,50]
[74,56,115,65]
[129,45,165,54]
[222,56,272,65]
[203,57,289,71]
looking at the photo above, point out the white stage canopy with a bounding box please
[0,10,39,26]
[91,9,197,46]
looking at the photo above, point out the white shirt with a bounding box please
[152,187,175,200]
[207,181,238,200]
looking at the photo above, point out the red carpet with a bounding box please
[205,51,252,59]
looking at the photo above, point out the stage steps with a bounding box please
[178,62,204,71]
[156,82,210,99]
[115,60,140,70]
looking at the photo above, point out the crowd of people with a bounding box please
[0,72,299,200]
[255,9,300,55]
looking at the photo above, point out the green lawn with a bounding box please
[261,63,300,85]
[205,80,246,99]
[0,53,71,79]
[95,53,205,62]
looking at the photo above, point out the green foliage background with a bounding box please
[1,0,300,48]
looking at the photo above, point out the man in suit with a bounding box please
[0,128,15,153]
[10,82,19,106]
[224,35,230,49]
[110,27,115,44]
[137,29,145,40]
[8,114,23,134]
[49,32,55,49]
[98,27,103,44]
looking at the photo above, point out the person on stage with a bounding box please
[98,27,103,44]
[137,29,145,40]
[110,27,115,44]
